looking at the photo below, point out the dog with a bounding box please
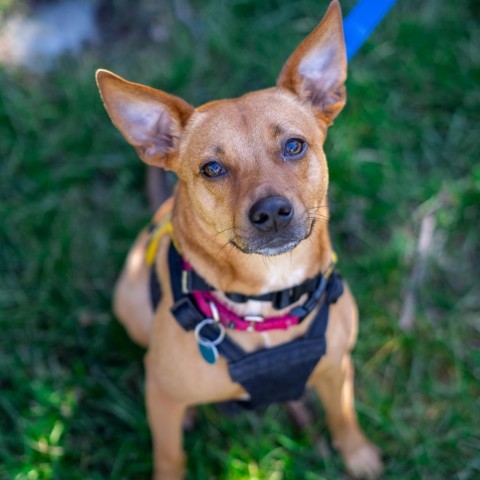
[96,1,383,478]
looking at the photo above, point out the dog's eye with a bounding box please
[283,138,307,160]
[200,161,227,178]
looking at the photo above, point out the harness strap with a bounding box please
[227,275,342,409]
[165,242,248,361]
[149,266,162,312]
[181,269,214,294]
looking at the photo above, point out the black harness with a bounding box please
[150,242,344,410]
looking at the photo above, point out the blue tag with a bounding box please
[198,342,218,364]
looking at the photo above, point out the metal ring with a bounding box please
[194,319,226,347]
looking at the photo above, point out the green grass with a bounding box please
[1,0,479,478]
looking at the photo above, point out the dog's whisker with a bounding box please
[308,212,328,219]
[307,205,329,211]
[215,236,235,258]
[261,255,271,272]
[208,226,235,242]
[225,241,238,262]
[308,216,328,225]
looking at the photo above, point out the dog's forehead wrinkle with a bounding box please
[214,145,224,156]
[272,123,286,137]
[191,101,318,161]
[184,109,259,168]
[235,102,249,130]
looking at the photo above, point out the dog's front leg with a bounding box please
[145,353,187,480]
[312,354,383,479]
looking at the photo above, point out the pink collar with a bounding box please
[191,290,301,332]
[183,258,301,332]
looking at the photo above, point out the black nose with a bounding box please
[248,196,294,232]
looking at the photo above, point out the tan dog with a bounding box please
[96,2,383,478]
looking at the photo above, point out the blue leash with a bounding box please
[343,0,398,60]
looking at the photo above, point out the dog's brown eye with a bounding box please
[283,138,307,160]
[200,161,227,178]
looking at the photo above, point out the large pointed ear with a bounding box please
[96,69,194,169]
[277,0,347,125]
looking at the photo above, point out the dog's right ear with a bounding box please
[277,0,347,125]
[96,69,193,170]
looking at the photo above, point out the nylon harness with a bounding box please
[149,235,344,410]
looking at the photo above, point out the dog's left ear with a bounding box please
[96,69,194,170]
[277,0,347,125]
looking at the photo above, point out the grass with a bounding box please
[1,0,479,478]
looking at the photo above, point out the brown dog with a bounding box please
[96,1,383,478]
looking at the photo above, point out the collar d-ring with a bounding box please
[194,318,226,347]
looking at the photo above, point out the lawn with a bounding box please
[1,0,479,479]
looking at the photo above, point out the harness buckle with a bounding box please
[209,301,220,323]
[272,289,292,309]
[244,315,264,332]
[181,270,191,293]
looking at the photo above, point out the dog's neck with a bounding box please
[171,185,333,296]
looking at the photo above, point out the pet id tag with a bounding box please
[198,342,219,364]
[194,318,225,365]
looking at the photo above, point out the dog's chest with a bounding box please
[259,264,309,292]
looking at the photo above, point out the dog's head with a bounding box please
[97,1,346,256]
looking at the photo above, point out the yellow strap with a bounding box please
[331,250,338,264]
[145,218,174,266]
[324,250,338,279]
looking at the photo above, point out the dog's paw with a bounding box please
[343,441,383,480]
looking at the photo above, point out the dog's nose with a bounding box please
[249,196,294,232]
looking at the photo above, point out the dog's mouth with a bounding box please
[230,219,315,256]
[231,238,303,256]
